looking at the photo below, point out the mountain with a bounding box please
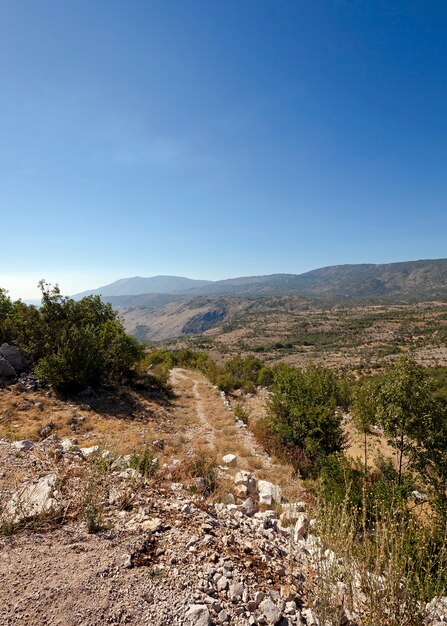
[181,259,447,299]
[73,275,212,299]
[71,259,447,343]
[74,259,447,308]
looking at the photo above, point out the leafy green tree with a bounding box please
[267,364,346,473]
[376,356,431,486]
[411,399,447,519]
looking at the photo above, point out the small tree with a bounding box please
[412,399,447,520]
[267,364,346,473]
[352,377,378,473]
[375,357,431,486]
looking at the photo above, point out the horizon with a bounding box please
[2,2,447,299]
[3,254,446,301]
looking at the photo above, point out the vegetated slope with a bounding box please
[75,259,447,345]
[75,259,447,304]
[73,275,212,299]
[120,296,300,342]
[182,259,447,299]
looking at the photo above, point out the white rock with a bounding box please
[258,480,282,505]
[80,445,100,457]
[60,438,74,451]
[259,597,282,624]
[118,468,140,480]
[228,582,244,601]
[234,471,257,494]
[4,474,59,524]
[222,454,237,467]
[216,576,229,592]
[185,604,211,626]
[280,502,307,526]
[294,513,309,541]
[11,440,33,452]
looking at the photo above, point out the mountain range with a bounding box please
[74,258,447,303]
[70,259,447,342]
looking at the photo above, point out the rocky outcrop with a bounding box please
[0,343,27,378]
[0,355,16,378]
[0,343,26,373]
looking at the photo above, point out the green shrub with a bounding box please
[129,447,159,477]
[266,363,346,474]
[234,402,249,424]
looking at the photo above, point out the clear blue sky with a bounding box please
[1,1,446,299]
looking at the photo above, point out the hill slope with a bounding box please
[73,275,212,299]
[74,259,447,303]
[182,259,447,299]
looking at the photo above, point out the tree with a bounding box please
[411,398,447,520]
[375,356,431,486]
[352,377,379,472]
[267,364,346,473]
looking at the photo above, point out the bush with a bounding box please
[1,282,144,393]
[266,363,346,474]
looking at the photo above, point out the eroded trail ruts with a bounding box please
[168,368,278,474]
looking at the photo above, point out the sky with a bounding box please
[1,1,447,299]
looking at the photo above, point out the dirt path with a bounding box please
[168,368,302,499]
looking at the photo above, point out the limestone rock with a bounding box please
[222,454,237,467]
[259,597,282,624]
[11,440,33,452]
[258,480,282,506]
[293,513,309,541]
[4,474,59,524]
[234,471,257,495]
[185,604,211,626]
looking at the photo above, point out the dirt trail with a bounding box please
[168,368,301,498]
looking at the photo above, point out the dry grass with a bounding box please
[0,384,172,455]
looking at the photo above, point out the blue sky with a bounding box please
[1,1,447,299]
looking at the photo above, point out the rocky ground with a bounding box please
[0,434,319,626]
[1,357,447,625]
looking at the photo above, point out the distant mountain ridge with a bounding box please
[74,259,447,304]
[73,275,212,299]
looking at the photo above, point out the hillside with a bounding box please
[74,259,447,303]
[73,275,212,299]
[119,296,447,372]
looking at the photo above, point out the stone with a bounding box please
[60,438,74,451]
[301,608,318,626]
[0,343,26,373]
[0,355,16,378]
[11,439,33,452]
[234,471,257,495]
[4,474,59,524]
[280,502,306,525]
[140,518,162,532]
[259,597,282,625]
[216,576,229,592]
[217,609,229,623]
[222,454,237,467]
[80,445,100,457]
[293,513,309,541]
[240,497,258,517]
[185,604,211,626]
[258,480,282,506]
[228,582,244,601]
